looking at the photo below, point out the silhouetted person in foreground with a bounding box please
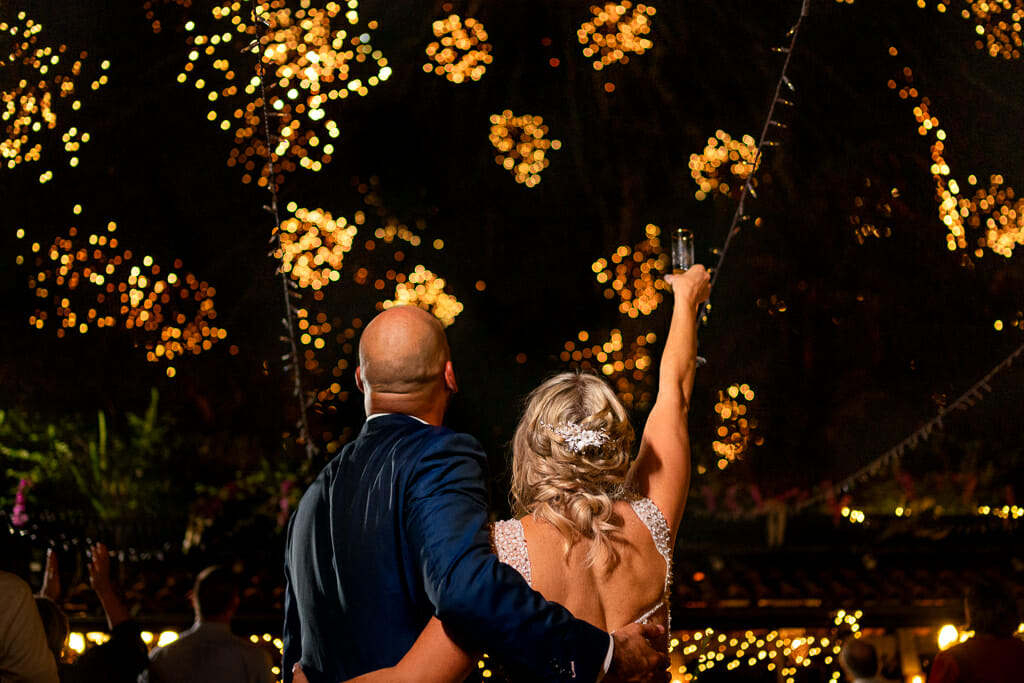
[840,639,894,683]
[34,543,148,683]
[928,578,1024,683]
[140,565,273,683]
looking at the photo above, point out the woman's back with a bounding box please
[495,499,671,638]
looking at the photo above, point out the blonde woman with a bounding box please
[295,265,710,683]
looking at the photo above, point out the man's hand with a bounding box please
[607,623,670,683]
[87,542,114,596]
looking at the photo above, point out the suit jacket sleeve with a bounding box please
[405,432,609,683]
[281,511,301,683]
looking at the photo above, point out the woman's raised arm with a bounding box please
[628,265,710,541]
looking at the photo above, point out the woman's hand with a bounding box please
[292,663,311,683]
[664,265,710,312]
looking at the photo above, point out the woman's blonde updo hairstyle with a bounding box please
[510,372,635,567]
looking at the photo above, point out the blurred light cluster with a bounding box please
[1,10,109,182]
[963,0,1023,60]
[889,56,1023,259]
[577,2,655,71]
[689,130,758,201]
[672,617,855,682]
[17,213,225,374]
[560,329,657,410]
[849,177,896,244]
[179,0,390,185]
[976,504,1024,519]
[424,14,492,83]
[712,383,762,470]
[591,223,670,318]
[382,265,463,327]
[359,176,424,247]
[488,110,561,187]
[143,0,192,34]
[755,294,787,316]
[276,203,359,289]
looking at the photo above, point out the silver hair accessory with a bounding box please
[540,421,609,454]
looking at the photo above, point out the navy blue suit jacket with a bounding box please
[282,414,609,683]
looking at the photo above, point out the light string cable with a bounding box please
[247,1,317,460]
[799,340,1024,510]
[700,0,811,323]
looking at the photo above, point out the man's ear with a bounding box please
[355,366,366,394]
[444,360,458,394]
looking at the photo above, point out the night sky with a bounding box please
[3,0,1023,514]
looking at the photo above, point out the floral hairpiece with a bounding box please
[540,420,609,454]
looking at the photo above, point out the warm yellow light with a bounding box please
[937,624,960,650]
[68,632,86,654]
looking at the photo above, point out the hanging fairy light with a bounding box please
[963,0,1023,60]
[178,0,391,186]
[577,1,656,71]
[382,265,464,327]
[849,177,897,244]
[423,14,492,83]
[689,131,759,201]
[889,53,1023,259]
[591,223,671,318]
[0,9,109,182]
[143,0,193,34]
[276,203,359,289]
[712,383,762,469]
[488,110,561,187]
[16,209,225,376]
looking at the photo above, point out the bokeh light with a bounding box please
[889,57,1023,259]
[577,2,656,71]
[591,223,671,318]
[712,383,763,469]
[488,110,561,187]
[179,0,390,186]
[423,14,492,83]
[849,177,897,244]
[17,211,226,371]
[277,203,359,289]
[143,0,193,34]
[689,130,759,201]
[1,10,109,182]
[964,0,1023,60]
[382,266,463,328]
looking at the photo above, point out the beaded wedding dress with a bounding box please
[491,496,673,632]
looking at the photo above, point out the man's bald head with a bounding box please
[358,305,450,396]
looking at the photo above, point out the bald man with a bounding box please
[283,306,666,683]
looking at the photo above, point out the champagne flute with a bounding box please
[670,227,707,367]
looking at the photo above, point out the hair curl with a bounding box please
[510,372,634,568]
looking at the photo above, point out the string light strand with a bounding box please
[249,1,317,460]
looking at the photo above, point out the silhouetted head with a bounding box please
[965,578,1021,637]
[192,565,239,622]
[839,639,878,679]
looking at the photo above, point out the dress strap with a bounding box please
[491,518,532,587]
[629,497,672,568]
